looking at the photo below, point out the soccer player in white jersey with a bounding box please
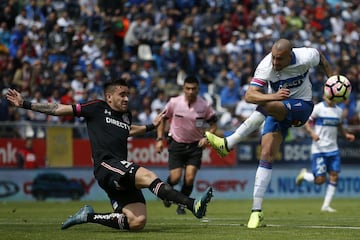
[206,39,333,228]
[295,95,355,212]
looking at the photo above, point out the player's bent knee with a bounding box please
[129,215,147,230]
[315,176,326,185]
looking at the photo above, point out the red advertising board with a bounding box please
[0,139,46,167]
[0,138,236,168]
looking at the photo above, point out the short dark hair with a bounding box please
[184,76,199,85]
[104,79,128,94]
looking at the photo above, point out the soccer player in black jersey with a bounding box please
[6,79,213,231]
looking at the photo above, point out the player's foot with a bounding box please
[321,206,337,212]
[176,205,186,215]
[247,210,266,228]
[295,168,307,186]
[61,205,94,230]
[205,131,230,157]
[192,187,213,219]
[163,199,171,208]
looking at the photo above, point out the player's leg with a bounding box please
[247,103,290,229]
[296,154,318,185]
[226,109,266,148]
[163,143,185,208]
[247,131,282,228]
[321,171,338,212]
[205,109,265,157]
[84,200,146,230]
[136,167,213,219]
[62,161,148,230]
[321,172,338,212]
[321,153,340,212]
[163,167,182,208]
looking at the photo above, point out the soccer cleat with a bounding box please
[205,131,230,157]
[247,211,266,228]
[321,206,337,212]
[295,168,307,186]
[163,199,172,208]
[192,187,213,219]
[176,205,186,215]
[61,205,94,230]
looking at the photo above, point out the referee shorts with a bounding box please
[168,138,203,170]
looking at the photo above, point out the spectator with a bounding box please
[220,79,240,110]
[16,137,37,168]
[27,90,48,138]
[40,0,56,19]
[47,24,68,64]
[82,35,101,63]
[79,0,103,32]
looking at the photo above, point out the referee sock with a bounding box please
[87,212,130,230]
[149,178,194,210]
[166,176,176,187]
[180,183,193,197]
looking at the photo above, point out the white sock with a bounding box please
[226,111,265,149]
[252,161,272,210]
[304,172,315,182]
[322,182,336,208]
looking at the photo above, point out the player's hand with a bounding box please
[311,133,320,142]
[273,88,290,100]
[345,133,355,142]
[6,89,23,107]
[152,109,166,127]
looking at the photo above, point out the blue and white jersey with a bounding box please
[251,47,320,101]
[310,101,343,154]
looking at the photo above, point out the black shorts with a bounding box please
[168,138,203,170]
[94,159,145,212]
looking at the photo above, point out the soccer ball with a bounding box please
[323,75,352,103]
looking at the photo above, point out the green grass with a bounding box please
[1,199,359,240]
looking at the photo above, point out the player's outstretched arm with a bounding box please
[6,89,74,116]
[319,53,333,78]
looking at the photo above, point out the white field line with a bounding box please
[152,218,360,230]
[1,218,360,230]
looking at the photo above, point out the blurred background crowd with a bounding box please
[0,0,359,139]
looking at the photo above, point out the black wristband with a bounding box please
[156,137,163,141]
[145,124,155,132]
[23,100,32,110]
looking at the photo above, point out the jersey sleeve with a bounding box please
[73,100,102,118]
[302,48,320,68]
[251,53,272,89]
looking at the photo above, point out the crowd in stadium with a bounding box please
[0,0,359,138]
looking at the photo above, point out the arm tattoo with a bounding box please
[31,102,59,115]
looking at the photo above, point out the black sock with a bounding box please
[87,213,130,230]
[149,178,194,210]
[166,176,176,187]
[180,183,193,197]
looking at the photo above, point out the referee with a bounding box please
[156,76,218,215]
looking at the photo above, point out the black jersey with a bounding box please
[73,100,132,168]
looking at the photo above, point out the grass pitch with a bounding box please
[1,198,359,240]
